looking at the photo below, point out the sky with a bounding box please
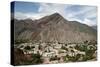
[12,1,97,26]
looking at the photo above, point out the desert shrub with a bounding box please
[24,46,31,50]
[38,45,42,50]
[20,45,24,48]
[75,44,87,51]
[84,40,88,44]
[66,54,81,62]
[82,55,93,61]
[50,55,59,61]
[83,50,95,61]
[66,55,76,62]
[31,53,43,64]
[82,46,96,61]
[61,46,68,51]
[31,46,35,48]
[65,44,68,46]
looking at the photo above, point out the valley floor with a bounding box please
[14,40,97,65]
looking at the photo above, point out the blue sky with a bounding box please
[12,1,97,26]
[14,2,40,13]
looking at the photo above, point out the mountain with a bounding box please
[13,13,97,43]
[91,26,97,30]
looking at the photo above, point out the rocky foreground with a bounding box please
[14,40,97,65]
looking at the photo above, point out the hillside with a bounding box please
[13,13,97,43]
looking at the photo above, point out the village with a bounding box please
[14,40,97,64]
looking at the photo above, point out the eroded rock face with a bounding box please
[14,13,97,43]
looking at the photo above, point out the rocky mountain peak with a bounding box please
[14,13,97,43]
[50,12,62,17]
[48,13,64,20]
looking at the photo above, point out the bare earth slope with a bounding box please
[13,13,97,43]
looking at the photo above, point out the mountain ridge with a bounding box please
[13,13,97,43]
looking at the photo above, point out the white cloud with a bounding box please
[14,3,97,26]
[85,9,97,19]
[15,3,69,20]
[14,12,28,20]
[64,6,97,26]
[82,18,97,26]
[37,3,70,18]
[67,7,95,17]
[14,12,47,20]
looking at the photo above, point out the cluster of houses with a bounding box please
[15,41,97,63]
